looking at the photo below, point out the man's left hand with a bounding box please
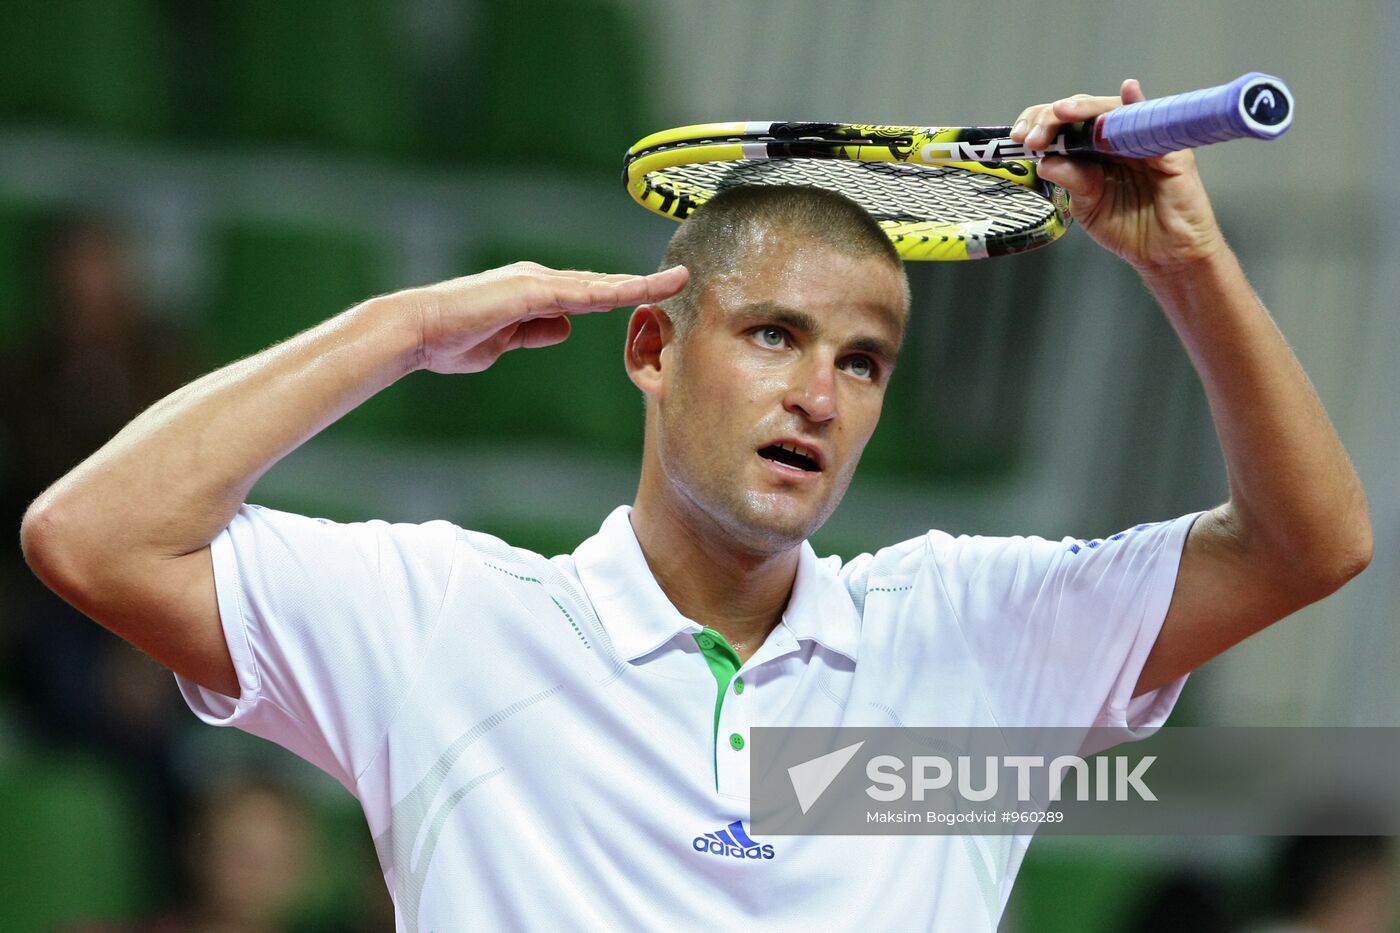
[1010,79,1228,275]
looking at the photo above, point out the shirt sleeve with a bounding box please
[174,504,461,789]
[926,512,1203,733]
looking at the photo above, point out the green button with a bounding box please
[733,678,745,695]
[729,733,745,751]
[696,634,715,650]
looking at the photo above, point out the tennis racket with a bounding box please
[624,72,1293,261]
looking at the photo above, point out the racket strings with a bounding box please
[645,159,1055,236]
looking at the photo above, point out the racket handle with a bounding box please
[1093,72,1294,158]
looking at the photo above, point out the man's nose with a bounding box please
[782,354,837,423]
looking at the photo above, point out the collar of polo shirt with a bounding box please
[572,506,860,663]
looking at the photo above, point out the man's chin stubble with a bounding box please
[723,494,827,552]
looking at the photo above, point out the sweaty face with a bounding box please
[653,231,908,553]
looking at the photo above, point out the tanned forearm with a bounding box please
[1142,248,1372,592]
[22,261,689,579]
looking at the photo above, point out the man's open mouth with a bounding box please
[758,442,821,473]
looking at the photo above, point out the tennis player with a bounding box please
[21,82,1371,931]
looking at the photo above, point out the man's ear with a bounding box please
[625,303,674,398]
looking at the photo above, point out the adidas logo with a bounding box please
[691,820,776,860]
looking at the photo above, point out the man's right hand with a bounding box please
[409,262,689,375]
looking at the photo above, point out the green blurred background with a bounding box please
[0,0,1396,930]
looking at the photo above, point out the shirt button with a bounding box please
[697,634,715,650]
[729,733,745,751]
[733,678,745,695]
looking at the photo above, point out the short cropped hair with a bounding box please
[656,185,908,341]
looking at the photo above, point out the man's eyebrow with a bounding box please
[738,301,901,362]
[739,301,819,336]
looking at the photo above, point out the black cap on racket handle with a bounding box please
[1092,72,1294,158]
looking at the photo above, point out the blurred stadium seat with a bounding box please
[1005,846,1158,932]
[206,218,384,361]
[0,751,149,931]
[208,0,414,157]
[0,203,45,352]
[0,0,171,136]
[457,0,649,174]
[205,218,423,439]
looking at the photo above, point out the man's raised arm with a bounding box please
[1011,80,1372,695]
[19,262,687,697]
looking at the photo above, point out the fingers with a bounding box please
[1012,100,1078,151]
[536,267,668,284]
[1010,80,1144,150]
[514,315,572,350]
[1049,93,1124,124]
[526,264,689,316]
[525,264,684,285]
[1036,155,1105,203]
[509,263,688,322]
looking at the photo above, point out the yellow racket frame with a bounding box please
[624,122,1072,261]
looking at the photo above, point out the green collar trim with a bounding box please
[693,628,742,788]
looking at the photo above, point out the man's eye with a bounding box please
[754,326,787,348]
[845,356,876,379]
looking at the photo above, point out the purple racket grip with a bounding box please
[1094,73,1294,158]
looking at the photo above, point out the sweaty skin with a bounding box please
[625,231,908,660]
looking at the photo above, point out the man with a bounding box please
[21,83,1370,930]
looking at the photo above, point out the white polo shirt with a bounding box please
[178,503,1198,932]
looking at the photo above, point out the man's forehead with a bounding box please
[712,241,909,340]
